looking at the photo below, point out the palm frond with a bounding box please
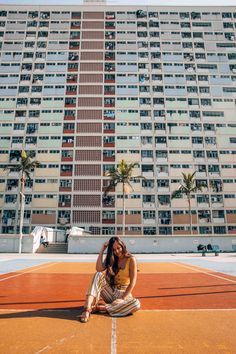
[4,151,41,181]
[172,171,201,200]
[104,180,118,196]
[104,159,142,196]
[132,174,146,180]
[171,187,183,199]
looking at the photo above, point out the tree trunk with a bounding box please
[122,182,125,236]
[188,196,192,235]
[18,174,25,253]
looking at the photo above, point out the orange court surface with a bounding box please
[0,253,236,354]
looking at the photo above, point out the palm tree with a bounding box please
[171,172,202,235]
[104,159,144,236]
[4,151,41,253]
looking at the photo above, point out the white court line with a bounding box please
[0,308,236,313]
[111,317,117,354]
[173,262,236,284]
[141,309,236,312]
[0,263,56,282]
[0,258,16,262]
[34,345,51,354]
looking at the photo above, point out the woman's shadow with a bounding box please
[0,305,85,322]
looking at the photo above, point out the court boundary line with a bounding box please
[111,317,117,354]
[173,262,236,284]
[140,309,236,312]
[0,308,235,312]
[0,263,56,282]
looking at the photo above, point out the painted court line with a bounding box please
[111,317,117,354]
[1,308,236,313]
[141,309,236,312]
[34,345,51,354]
[173,262,236,284]
[0,263,56,282]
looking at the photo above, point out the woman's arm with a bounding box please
[121,257,137,300]
[96,241,108,272]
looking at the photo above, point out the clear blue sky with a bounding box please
[0,0,234,5]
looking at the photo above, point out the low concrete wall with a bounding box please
[68,235,236,254]
[1,234,236,254]
[0,235,33,253]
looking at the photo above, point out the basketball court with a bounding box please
[0,253,236,353]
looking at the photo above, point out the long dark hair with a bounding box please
[104,237,130,287]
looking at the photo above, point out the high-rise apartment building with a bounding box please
[0,4,236,236]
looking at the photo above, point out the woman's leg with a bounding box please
[80,272,106,322]
[84,272,106,306]
[106,296,141,317]
[81,272,115,319]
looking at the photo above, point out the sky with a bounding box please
[0,0,235,5]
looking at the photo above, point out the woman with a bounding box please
[80,236,140,323]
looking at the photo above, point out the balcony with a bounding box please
[64,113,76,121]
[103,142,115,148]
[65,102,76,108]
[159,218,171,225]
[142,171,154,177]
[199,218,211,224]
[103,128,115,134]
[61,156,73,162]
[6,186,18,193]
[104,99,115,108]
[71,23,81,29]
[58,217,70,225]
[62,139,74,148]
[71,12,81,19]
[104,75,115,83]
[197,202,210,208]
[103,195,115,208]
[11,143,23,149]
[102,219,116,224]
[2,218,16,226]
[5,201,17,208]
[143,218,156,225]
[69,42,80,50]
[143,202,155,208]
[157,187,169,193]
[60,170,72,177]
[103,156,115,162]
[213,218,225,223]
[67,75,77,83]
[105,22,115,30]
[58,202,71,208]
[59,186,72,192]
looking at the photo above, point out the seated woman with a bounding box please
[80,236,140,323]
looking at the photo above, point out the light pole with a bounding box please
[19,192,25,254]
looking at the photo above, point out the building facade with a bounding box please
[0,4,236,236]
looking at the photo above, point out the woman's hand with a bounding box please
[111,299,124,306]
[96,241,108,272]
[100,241,109,253]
